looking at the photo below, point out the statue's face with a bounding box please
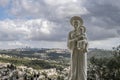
[73,20,81,29]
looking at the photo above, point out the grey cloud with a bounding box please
[0,0,9,7]
[117,29,120,35]
[1,0,120,41]
[28,22,68,41]
[86,26,119,40]
[83,0,120,28]
[0,20,26,41]
[81,0,120,40]
[0,32,22,41]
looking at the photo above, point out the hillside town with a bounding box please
[0,48,71,80]
[0,62,69,80]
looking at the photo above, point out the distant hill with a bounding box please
[0,48,113,60]
[87,48,113,59]
[0,48,114,70]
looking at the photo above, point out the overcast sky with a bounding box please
[0,0,120,49]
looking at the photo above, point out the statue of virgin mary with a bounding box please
[67,16,88,80]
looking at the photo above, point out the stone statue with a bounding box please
[67,16,88,80]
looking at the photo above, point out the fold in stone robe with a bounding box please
[67,31,87,80]
[68,49,87,80]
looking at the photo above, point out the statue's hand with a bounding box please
[78,48,87,53]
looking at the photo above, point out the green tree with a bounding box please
[88,45,120,80]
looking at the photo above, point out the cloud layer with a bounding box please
[0,0,120,49]
[0,19,67,41]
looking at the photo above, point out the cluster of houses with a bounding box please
[0,62,69,80]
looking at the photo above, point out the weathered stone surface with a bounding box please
[67,16,88,80]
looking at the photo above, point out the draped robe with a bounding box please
[67,30,87,80]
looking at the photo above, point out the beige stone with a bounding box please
[67,16,88,80]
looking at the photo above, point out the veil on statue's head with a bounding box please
[70,16,83,26]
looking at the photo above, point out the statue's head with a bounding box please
[70,16,83,29]
[77,26,86,33]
